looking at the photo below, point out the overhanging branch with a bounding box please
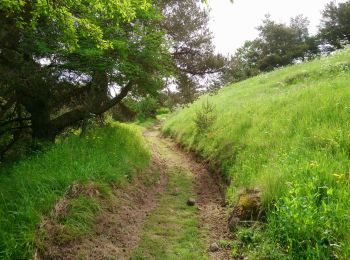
[50,81,134,134]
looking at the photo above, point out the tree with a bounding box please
[319,0,350,50]
[159,0,226,104]
[257,15,315,70]
[221,40,262,84]
[220,15,319,85]
[0,0,170,156]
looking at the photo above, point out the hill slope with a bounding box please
[163,47,350,258]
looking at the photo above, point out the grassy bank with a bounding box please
[163,47,350,258]
[0,123,150,259]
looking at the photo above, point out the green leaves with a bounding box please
[0,0,171,142]
[0,0,26,13]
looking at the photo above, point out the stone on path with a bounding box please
[186,198,196,206]
[209,242,220,252]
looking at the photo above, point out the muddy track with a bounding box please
[37,125,231,259]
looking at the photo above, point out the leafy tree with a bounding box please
[221,40,262,84]
[257,15,316,70]
[0,0,170,152]
[319,0,350,50]
[221,15,319,84]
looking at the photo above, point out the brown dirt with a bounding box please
[36,124,231,259]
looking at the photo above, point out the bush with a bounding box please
[138,97,159,121]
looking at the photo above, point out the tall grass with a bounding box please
[0,123,150,259]
[163,47,350,258]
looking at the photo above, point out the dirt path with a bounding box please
[37,124,231,259]
[135,125,232,259]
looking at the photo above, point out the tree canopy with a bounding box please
[0,0,171,158]
[319,0,350,50]
[221,15,319,84]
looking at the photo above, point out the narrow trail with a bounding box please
[135,125,232,259]
[38,124,231,259]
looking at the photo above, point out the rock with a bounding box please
[209,242,220,252]
[187,198,196,206]
[228,189,265,230]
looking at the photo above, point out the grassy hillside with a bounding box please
[163,47,350,258]
[0,123,150,259]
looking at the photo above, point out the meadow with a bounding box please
[0,123,150,259]
[163,47,350,258]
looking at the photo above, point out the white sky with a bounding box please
[208,0,346,55]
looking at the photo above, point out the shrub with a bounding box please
[194,100,216,135]
[156,107,171,115]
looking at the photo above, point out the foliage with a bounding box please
[113,96,164,122]
[156,107,171,115]
[0,123,150,259]
[137,97,159,121]
[160,0,226,103]
[319,0,350,50]
[0,0,170,154]
[163,47,350,258]
[268,172,347,258]
[221,15,320,84]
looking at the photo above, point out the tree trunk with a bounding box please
[26,99,55,141]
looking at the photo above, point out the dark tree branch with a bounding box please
[180,67,223,76]
[50,81,134,135]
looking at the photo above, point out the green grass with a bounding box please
[0,123,150,259]
[163,47,350,258]
[44,194,101,246]
[131,168,207,260]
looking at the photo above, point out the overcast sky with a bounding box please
[208,0,346,55]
